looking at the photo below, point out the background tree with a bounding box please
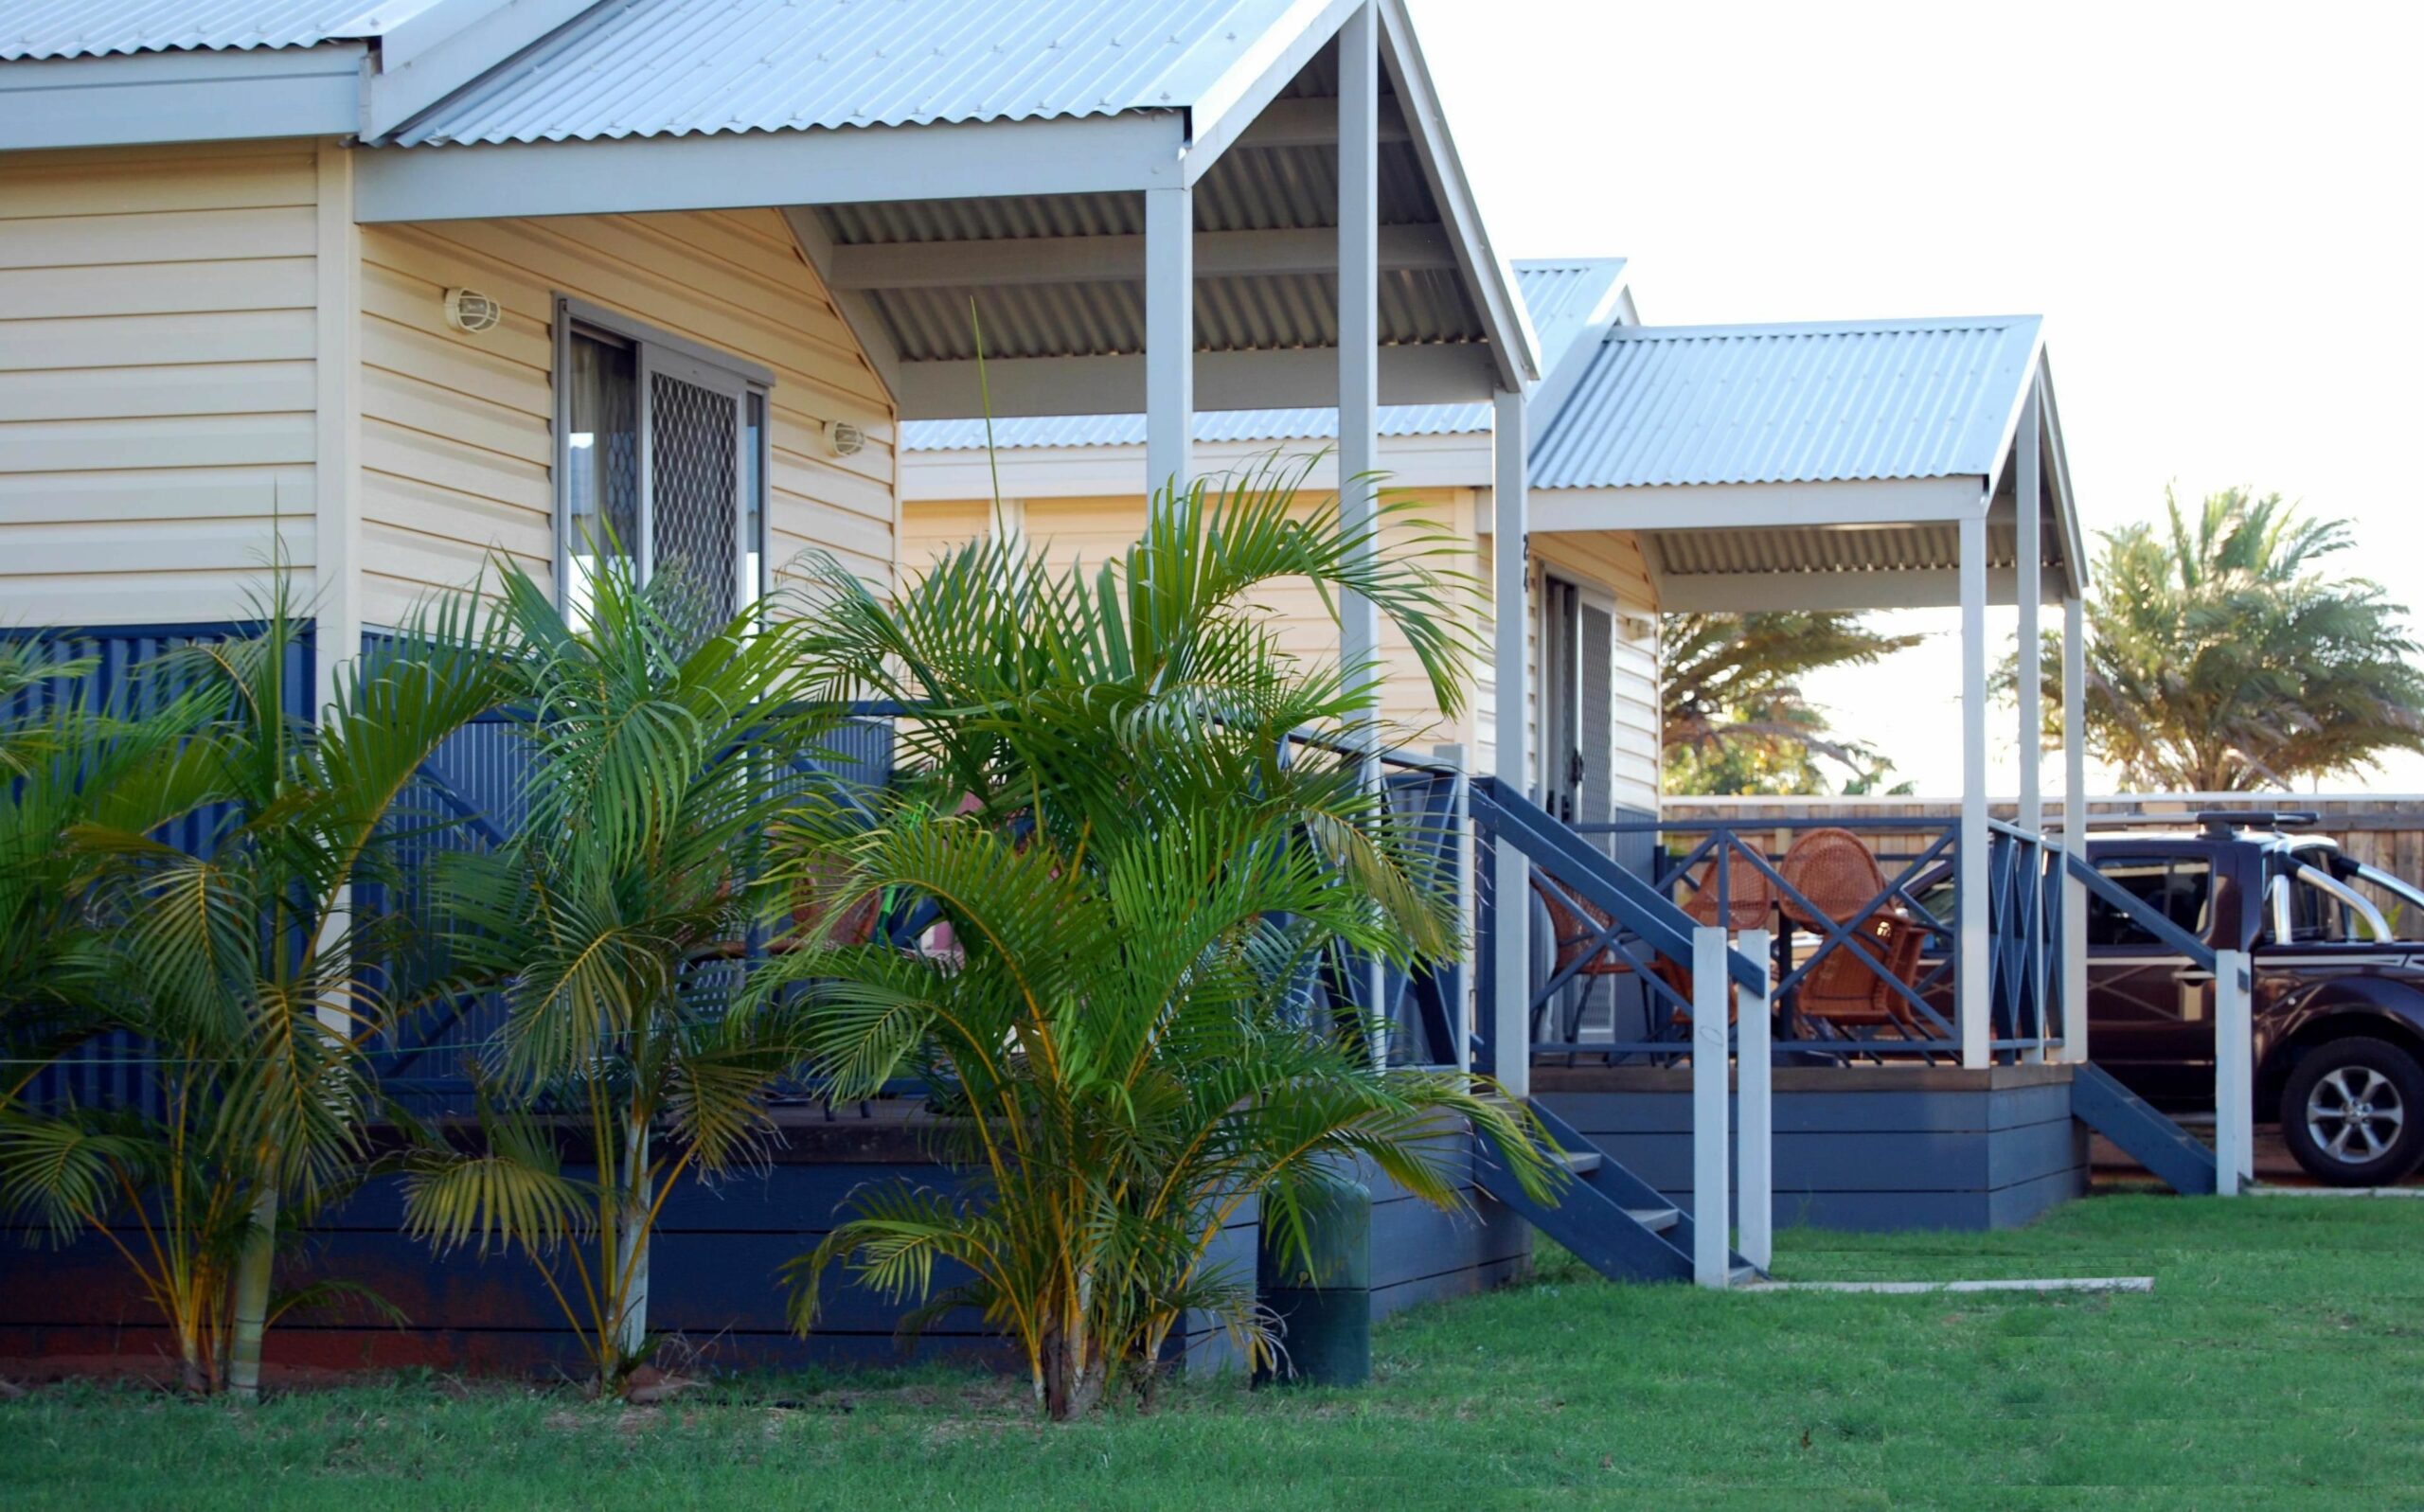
[1661,612,1919,795]
[2023,489,2424,791]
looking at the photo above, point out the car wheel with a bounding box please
[2279,1037,2424,1187]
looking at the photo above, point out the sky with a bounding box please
[1406,0,2424,795]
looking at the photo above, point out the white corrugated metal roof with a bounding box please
[901,258,1624,451]
[1531,315,2042,490]
[1,0,385,60]
[392,0,1309,145]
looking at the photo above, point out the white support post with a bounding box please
[1338,0,1381,650]
[1958,511,1991,1068]
[1737,927,1773,1274]
[2215,949,2254,1195]
[1436,742,1474,1076]
[1691,926,1732,1288]
[2015,388,2043,1059]
[1490,388,1530,1099]
[2061,593,2090,1063]
[312,140,363,1038]
[1144,185,1192,508]
[1339,0,1384,1044]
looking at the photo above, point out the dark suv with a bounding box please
[2075,814,2424,1185]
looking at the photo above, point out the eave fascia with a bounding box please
[1181,0,1364,186]
[1376,0,1537,392]
[0,44,365,150]
[353,109,1187,222]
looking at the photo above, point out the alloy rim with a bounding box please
[2307,1066,2407,1165]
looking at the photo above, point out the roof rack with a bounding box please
[2061,810,2322,837]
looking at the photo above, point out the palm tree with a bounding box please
[1661,612,1920,794]
[757,466,1558,1419]
[2034,489,2424,791]
[0,582,513,1396]
[398,555,835,1396]
[0,641,221,1110]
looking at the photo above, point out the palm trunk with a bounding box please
[610,1123,651,1387]
[224,1180,278,1401]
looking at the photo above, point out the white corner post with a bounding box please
[1490,388,1530,1098]
[2015,386,2044,1059]
[1436,741,1475,1075]
[2061,592,2090,1062]
[1338,0,1386,1051]
[1691,926,1732,1288]
[312,139,363,1039]
[1958,510,1991,1069]
[1736,928,1773,1274]
[1144,184,1193,509]
[2215,949,2254,1194]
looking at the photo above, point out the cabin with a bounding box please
[0,0,2209,1379]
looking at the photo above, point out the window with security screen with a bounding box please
[557,300,768,629]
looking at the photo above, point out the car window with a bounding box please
[2088,856,2211,948]
[2269,864,2369,944]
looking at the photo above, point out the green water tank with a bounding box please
[1255,1179,1372,1388]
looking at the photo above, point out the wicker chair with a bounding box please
[1774,827,1927,1036]
[1651,852,1780,1023]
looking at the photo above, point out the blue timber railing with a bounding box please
[1469,779,1766,1077]
[365,703,901,1114]
[1521,812,2070,1065]
[7,621,314,1122]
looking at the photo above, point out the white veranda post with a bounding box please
[2061,591,2090,1062]
[1958,510,1990,1068]
[2015,386,2043,1058]
[1490,387,1529,1098]
[1337,0,1385,1049]
[1144,185,1192,508]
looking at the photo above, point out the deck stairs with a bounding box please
[2069,1062,2218,1195]
[1475,1097,1758,1285]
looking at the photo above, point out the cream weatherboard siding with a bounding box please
[900,485,1495,757]
[0,139,326,628]
[1532,528,1662,813]
[355,207,896,628]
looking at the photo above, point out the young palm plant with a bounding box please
[0,583,514,1396]
[758,464,1559,1419]
[399,555,835,1396]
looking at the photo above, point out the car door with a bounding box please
[2087,849,2219,1108]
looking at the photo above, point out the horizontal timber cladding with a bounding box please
[0,139,324,627]
[0,1111,1520,1378]
[356,208,896,627]
[1536,1064,2089,1234]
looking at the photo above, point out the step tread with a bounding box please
[1624,1205,1681,1234]
[1559,1150,1604,1174]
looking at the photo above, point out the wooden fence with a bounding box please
[1655,793,2424,881]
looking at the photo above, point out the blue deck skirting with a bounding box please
[0,1109,1524,1377]
[1537,1063,2089,1233]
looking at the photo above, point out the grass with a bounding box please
[9,1194,2423,1509]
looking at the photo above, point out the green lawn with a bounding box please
[9,1195,2421,1510]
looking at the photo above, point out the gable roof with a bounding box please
[1530,314,2044,490]
[392,0,1310,145]
[901,258,1627,452]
